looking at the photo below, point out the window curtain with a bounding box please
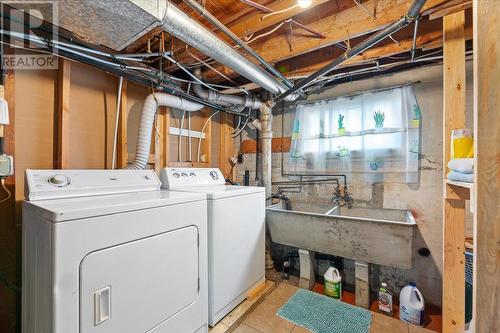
[289,85,421,183]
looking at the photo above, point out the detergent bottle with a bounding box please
[399,282,425,326]
[324,266,342,300]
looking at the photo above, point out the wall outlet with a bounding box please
[0,154,13,177]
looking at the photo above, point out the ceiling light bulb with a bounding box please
[297,0,312,8]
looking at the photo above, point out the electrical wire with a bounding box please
[197,111,220,162]
[0,178,12,205]
[261,4,299,20]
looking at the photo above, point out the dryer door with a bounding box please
[80,226,199,333]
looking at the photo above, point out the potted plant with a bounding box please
[338,114,346,135]
[412,104,421,128]
[368,156,383,171]
[373,110,385,130]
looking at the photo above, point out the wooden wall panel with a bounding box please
[473,1,500,331]
[68,62,117,169]
[14,70,57,200]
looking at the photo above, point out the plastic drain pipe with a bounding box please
[127,92,204,170]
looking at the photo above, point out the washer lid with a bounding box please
[23,190,206,222]
[173,185,264,200]
[25,169,162,201]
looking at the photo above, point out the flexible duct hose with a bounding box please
[127,92,204,170]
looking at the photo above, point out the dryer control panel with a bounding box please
[25,169,161,201]
[160,168,225,189]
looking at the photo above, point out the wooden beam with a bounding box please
[240,136,291,154]
[201,0,448,80]
[162,107,171,167]
[443,12,466,170]
[442,10,466,333]
[117,80,128,168]
[473,1,500,331]
[0,85,4,138]
[429,0,472,20]
[275,19,473,80]
[202,110,212,165]
[219,112,234,179]
[55,58,70,169]
[443,198,466,333]
[167,0,334,71]
[3,72,15,188]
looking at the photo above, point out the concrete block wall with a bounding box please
[234,63,474,307]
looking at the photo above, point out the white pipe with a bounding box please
[127,92,203,170]
[112,77,124,169]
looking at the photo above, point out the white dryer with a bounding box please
[22,169,208,333]
[160,168,265,326]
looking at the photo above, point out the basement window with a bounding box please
[289,85,421,181]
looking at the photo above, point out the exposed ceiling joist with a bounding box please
[167,0,332,69]
[201,0,451,81]
[280,23,473,79]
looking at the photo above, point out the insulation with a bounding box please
[8,0,165,50]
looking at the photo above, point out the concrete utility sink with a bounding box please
[266,201,417,269]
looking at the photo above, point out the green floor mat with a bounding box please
[277,289,372,333]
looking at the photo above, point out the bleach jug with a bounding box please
[399,282,425,326]
[324,266,342,300]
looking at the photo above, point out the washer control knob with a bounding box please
[209,171,219,180]
[48,174,69,187]
[173,172,180,179]
[189,172,196,178]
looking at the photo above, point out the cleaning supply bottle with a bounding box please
[399,282,425,325]
[378,282,393,316]
[324,266,342,300]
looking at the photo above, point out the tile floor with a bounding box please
[228,283,436,333]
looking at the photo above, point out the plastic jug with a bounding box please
[399,282,425,325]
[324,266,342,300]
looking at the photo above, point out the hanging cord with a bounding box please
[111,76,124,169]
[0,178,11,205]
[197,111,220,162]
[232,112,251,137]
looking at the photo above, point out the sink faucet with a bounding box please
[331,184,353,208]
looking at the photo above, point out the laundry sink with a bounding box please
[266,201,416,269]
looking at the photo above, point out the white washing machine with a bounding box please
[22,169,208,333]
[160,168,265,326]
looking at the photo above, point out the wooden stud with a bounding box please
[3,72,15,189]
[154,107,163,174]
[55,58,70,169]
[443,198,466,333]
[442,10,466,333]
[0,85,4,138]
[473,1,500,331]
[202,110,212,166]
[117,80,128,168]
[219,112,234,179]
[162,107,170,167]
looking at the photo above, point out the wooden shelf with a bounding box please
[445,179,474,190]
[310,127,406,139]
